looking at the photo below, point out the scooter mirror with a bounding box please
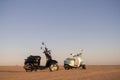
[80,53,82,55]
[42,42,44,45]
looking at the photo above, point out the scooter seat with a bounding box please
[66,58,75,61]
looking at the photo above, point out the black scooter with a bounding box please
[24,42,59,72]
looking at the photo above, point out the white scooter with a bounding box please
[64,52,86,70]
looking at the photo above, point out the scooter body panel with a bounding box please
[64,59,75,67]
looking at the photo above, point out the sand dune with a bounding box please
[0,65,120,80]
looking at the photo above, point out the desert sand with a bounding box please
[0,65,120,80]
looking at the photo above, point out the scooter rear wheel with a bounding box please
[24,63,33,72]
[64,64,70,70]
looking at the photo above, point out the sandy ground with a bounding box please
[0,65,120,80]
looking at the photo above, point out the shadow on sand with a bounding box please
[0,70,24,73]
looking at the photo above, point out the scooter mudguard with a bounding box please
[46,60,58,67]
[50,60,58,64]
[80,61,85,66]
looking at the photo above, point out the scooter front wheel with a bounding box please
[49,64,59,72]
[82,65,86,69]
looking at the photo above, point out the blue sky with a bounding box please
[0,0,120,65]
